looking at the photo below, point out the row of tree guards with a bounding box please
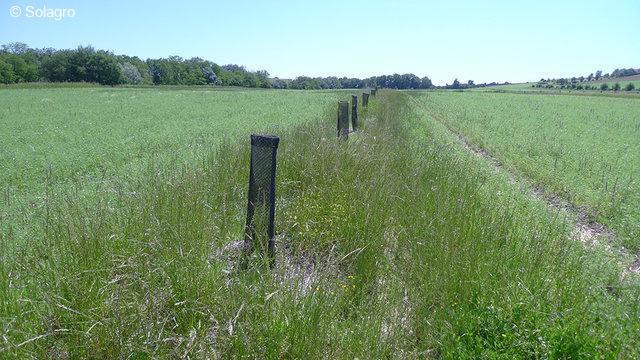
[337,89,374,139]
[242,88,378,266]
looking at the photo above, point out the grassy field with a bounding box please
[588,79,640,90]
[479,79,640,93]
[585,75,640,88]
[0,87,346,240]
[1,88,640,358]
[411,91,640,250]
[0,87,345,195]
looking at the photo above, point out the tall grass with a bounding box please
[412,91,640,250]
[1,91,638,358]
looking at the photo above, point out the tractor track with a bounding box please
[412,98,640,275]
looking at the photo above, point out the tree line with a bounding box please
[0,43,434,89]
[0,43,270,87]
[534,80,635,92]
[533,67,638,92]
[533,68,639,90]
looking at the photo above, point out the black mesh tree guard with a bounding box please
[244,134,280,264]
[351,95,359,131]
[337,101,349,139]
[362,92,369,107]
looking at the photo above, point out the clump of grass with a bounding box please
[1,91,639,358]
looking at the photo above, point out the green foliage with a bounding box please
[626,82,636,91]
[600,83,609,90]
[0,58,16,83]
[41,46,124,85]
[117,55,153,84]
[612,82,621,91]
[0,43,41,83]
[118,62,142,84]
[611,68,640,77]
[0,43,439,90]
[290,76,321,90]
[0,53,38,82]
[1,89,638,357]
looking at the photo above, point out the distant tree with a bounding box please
[221,64,245,72]
[467,79,475,87]
[1,42,444,90]
[1,42,30,54]
[290,76,321,90]
[40,46,124,85]
[0,59,16,83]
[320,76,340,89]
[254,70,270,88]
[397,73,420,89]
[451,78,461,89]
[595,70,602,80]
[202,66,220,85]
[420,76,433,89]
[587,73,593,81]
[270,77,289,89]
[147,56,209,85]
[41,51,71,82]
[612,82,621,91]
[625,83,635,91]
[117,55,152,84]
[611,68,639,78]
[118,62,142,84]
[85,50,124,85]
[600,83,609,91]
[1,53,38,82]
[339,77,363,89]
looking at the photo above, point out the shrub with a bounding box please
[625,83,635,91]
[118,62,142,85]
[612,82,621,91]
[600,83,609,91]
[0,58,16,83]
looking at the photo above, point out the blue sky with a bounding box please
[1,0,638,85]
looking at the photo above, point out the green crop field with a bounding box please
[478,81,640,94]
[0,87,346,240]
[1,88,640,358]
[0,87,345,196]
[591,79,640,90]
[410,91,640,250]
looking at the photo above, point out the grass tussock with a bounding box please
[1,91,639,358]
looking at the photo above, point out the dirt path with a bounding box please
[416,101,640,275]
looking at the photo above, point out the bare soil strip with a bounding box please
[423,107,640,275]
